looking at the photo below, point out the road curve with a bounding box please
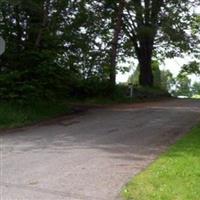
[1,99,200,200]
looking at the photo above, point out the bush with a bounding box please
[0,66,71,101]
[68,78,112,99]
[132,86,171,99]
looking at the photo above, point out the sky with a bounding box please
[116,57,200,84]
[117,5,200,84]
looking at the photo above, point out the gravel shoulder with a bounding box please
[1,99,200,200]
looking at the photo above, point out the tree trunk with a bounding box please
[109,0,125,89]
[139,56,153,86]
[14,6,23,52]
[138,40,154,86]
[35,0,50,48]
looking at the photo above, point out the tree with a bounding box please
[174,74,192,97]
[177,14,200,77]
[192,82,200,96]
[109,0,125,89]
[122,0,200,86]
[160,70,175,92]
[180,61,200,76]
[0,0,95,99]
[0,0,123,99]
[128,60,161,87]
[1,0,199,100]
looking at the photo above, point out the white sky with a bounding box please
[117,6,200,84]
[116,57,200,84]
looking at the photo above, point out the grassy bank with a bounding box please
[0,100,72,129]
[0,86,171,129]
[122,125,200,200]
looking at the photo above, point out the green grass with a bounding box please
[0,100,72,129]
[122,125,200,200]
[0,89,171,130]
[192,95,200,99]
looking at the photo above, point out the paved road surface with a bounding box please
[1,99,200,200]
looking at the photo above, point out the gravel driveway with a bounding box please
[1,99,200,200]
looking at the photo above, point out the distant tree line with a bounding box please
[128,61,200,98]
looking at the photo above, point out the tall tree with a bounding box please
[109,0,125,89]
[160,70,175,92]
[122,0,200,86]
[1,0,199,100]
[192,82,200,96]
[174,74,192,97]
[180,61,200,76]
[128,60,162,87]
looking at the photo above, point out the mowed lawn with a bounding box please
[122,125,200,200]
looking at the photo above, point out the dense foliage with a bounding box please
[0,0,199,100]
[128,61,200,98]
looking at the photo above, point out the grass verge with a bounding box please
[0,96,173,130]
[0,100,73,129]
[122,125,200,200]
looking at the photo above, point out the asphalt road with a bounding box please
[1,99,200,200]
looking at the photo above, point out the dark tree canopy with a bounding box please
[122,0,200,86]
[180,61,200,76]
[0,0,199,100]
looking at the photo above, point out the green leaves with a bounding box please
[0,0,199,99]
[180,61,200,75]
